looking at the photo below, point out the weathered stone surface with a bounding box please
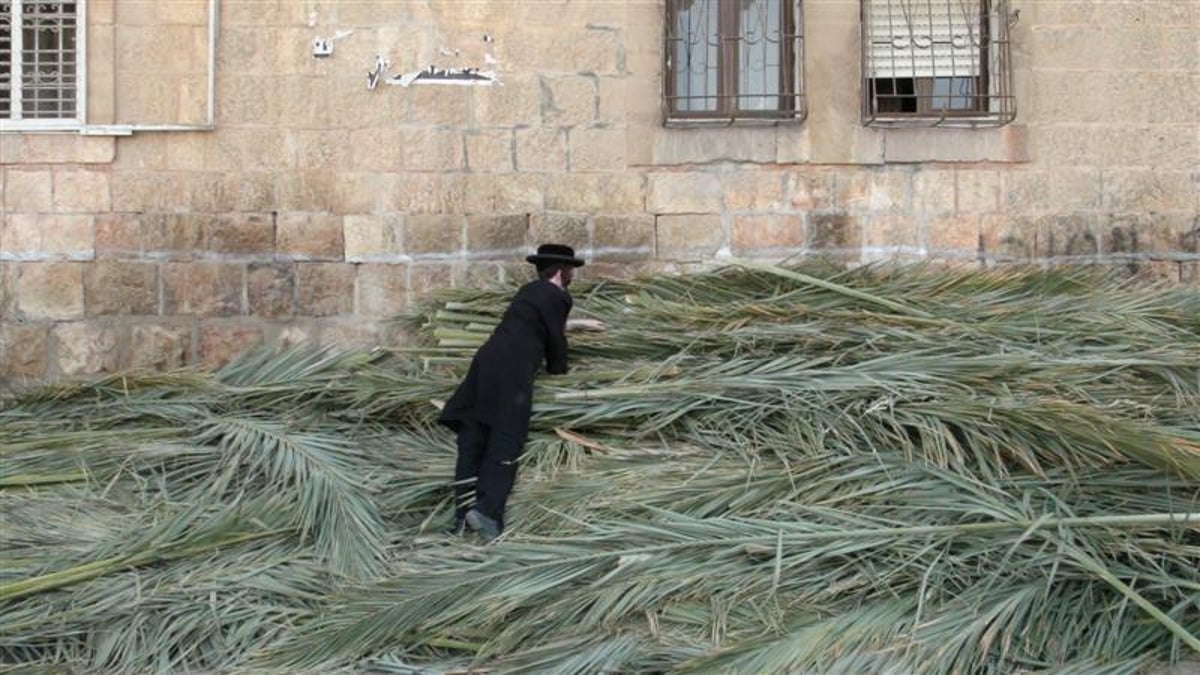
[199,323,264,370]
[472,74,542,127]
[276,213,345,261]
[656,214,723,259]
[4,170,52,213]
[466,129,514,173]
[569,127,626,172]
[927,215,984,257]
[0,262,15,318]
[732,215,805,256]
[54,322,121,376]
[296,263,355,317]
[53,170,112,213]
[128,323,193,370]
[16,263,85,320]
[724,171,786,212]
[401,128,465,172]
[647,173,722,214]
[85,261,159,316]
[344,215,404,262]
[530,214,588,249]
[865,215,921,251]
[247,263,295,319]
[2,214,94,260]
[406,215,464,256]
[0,323,50,380]
[516,128,568,173]
[593,215,655,260]
[162,263,243,316]
[409,263,454,298]
[408,86,472,127]
[204,214,275,256]
[956,170,1002,214]
[467,215,528,255]
[786,171,836,211]
[543,76,597,127]
[809,213,863,252]
[357,264,409,317]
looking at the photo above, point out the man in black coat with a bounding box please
[438,244,588,542]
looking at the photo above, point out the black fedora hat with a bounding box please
[526,243,585,267]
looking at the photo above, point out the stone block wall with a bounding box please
[2,0,1198,382]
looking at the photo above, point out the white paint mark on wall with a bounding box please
[386,65,500,87]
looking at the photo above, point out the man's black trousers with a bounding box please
[454,420,524,530]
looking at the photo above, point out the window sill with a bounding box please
[664,115,807,128]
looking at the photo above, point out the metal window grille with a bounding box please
[665,0,805,124]
[0,1,79,123]
[861,0,1014,127]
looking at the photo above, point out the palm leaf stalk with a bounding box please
[1,262,1198,672]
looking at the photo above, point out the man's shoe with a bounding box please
[442,515,467,536]
[465,509,502,543]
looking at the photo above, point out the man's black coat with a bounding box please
[438,279,572,438]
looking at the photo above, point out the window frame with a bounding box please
[663,0,806,126]
[0,0,87,132]
[860,0,1015,128]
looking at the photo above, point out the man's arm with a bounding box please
[542,294,570,375]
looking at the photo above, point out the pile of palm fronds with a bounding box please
[2,263,1198,674]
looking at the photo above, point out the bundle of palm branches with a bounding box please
[2,262,1197,674]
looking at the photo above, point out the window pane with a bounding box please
[1,2,11,118]
[21,1,76,119]
[737,0,783,111]
[671,0,719,112]
[930,76,975,109]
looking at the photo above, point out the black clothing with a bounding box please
[439,279,573,532]
[452,420,523,527]
[438,279,572,437]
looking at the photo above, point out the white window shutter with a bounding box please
[866,0,982,78]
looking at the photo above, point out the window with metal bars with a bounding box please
[861,0,1015,127]
[0,1,80,127]
[665,0,804,124]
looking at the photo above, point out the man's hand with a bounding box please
[566,318,607,332]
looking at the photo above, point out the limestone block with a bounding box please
[51,170,111,214]
[109,171,175,212]
[401,128,464,172]
[200,214,274,256]
[222,172,278,213]
[927,215,984,257]
[956,170,1002,214]
[276,213,345,261]
[93,214,141,259]
[652,127,777,166]
[467,215,528,256]
[54,322,121,377]
[5,170,52,213]
[0,262,14,317]
[16,263,85,320]
[597,77,629,126]
[162,262,243,316]
[277,171,339,213]
[2,214,93,260]
[344,215,404,263]
[348,129,402,173]
[147,215,206,260]
[408,86,472,127]
[391,174,467,215]
[357,264,409,317]
[316,318,381,349]
[1048,169,1103,211]
[473,74,542,127]
[462,174,546,215]
[570,127,626,172]
[205,128,289,171]
[157,0,207,25]
[544,76,597,127]
[128,323,193,370]
[17,136,115,164]
[466,130,515,173]
[91,0,115,24]
[647,173,722,214]
[246,263,295,319]
[1040,213,1100,260]
[0,323,50,379]
[335,172,393,215]
[516,128,568,173]
[1182,262,1199,287]
[912,170,955,217]
[656,214,723,259]
[732,215,805,256]
[297,263,356,317]
[809,213,864,252]
[593,215,655,260]
[84,261,159,316]
[865,215,921,250]
[293,130,353,171]
[199,323,264,370]
[1030,125,1100,168]
[1104,170,1195,212]
[115,25,194,72]
[573,29,621,75]
[1001,170,1052,215]
[545,173,644,213]
[785,171,836,211]
[530,214,588,250]
[215,76,284,127]
[409,263,454,298]
[723,171,786,212]
[406,215,464,256]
